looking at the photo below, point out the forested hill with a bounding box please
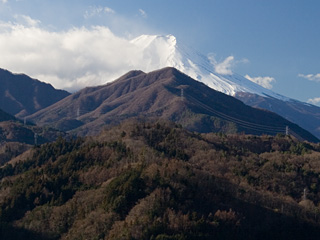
[1,120,320,239]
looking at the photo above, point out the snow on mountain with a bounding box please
[130,34,290,101]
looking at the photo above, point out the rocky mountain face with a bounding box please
[0,68,70,118]
[28,67,318,142]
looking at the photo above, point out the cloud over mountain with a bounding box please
[0,15,289,103]
[213,56,234,75]
[0,16,254,93]
[245,75,275,89]
[0,20,156,91]
[208,54,248,75]
[307,97,320,106]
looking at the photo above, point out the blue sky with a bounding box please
[0,0,320,105]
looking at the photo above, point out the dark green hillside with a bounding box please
[1,120,320,239]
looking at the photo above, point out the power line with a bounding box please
[184,91,307,141]
[185,92,286,134]
[288,128,304,141]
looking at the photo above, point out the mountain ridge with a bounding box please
[0,68,70,118]
[28,67,319,142]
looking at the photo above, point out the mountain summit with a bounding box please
[130,34,287,100]
[130,34,320,139]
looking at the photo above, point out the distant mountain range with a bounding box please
[1,35,320,141]
[0,68,70,118]
[27,67,318,142]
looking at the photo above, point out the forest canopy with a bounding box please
[1,120,320,239]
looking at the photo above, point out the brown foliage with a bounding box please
[2,121,320,239]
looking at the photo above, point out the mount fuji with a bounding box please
[130,34,287,100]
[129,34,320,139]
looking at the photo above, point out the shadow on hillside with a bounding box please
[0,222,56,240]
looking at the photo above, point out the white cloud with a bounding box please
[209,55,234,75]
[307,97,320,106]
[298,73,320,82]
[245,74,275,89]
[1,0,8,3]
[0,20,171,92]
[14,15,41,27]
[0,16,257,95]
[208,54,248,75]
[208,55,234,75]
[104,7,115,14]
[214,56,234,75]
[139,9,147,18]
[84,6,115,19]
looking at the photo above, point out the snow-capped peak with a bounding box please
[130,34,289,101]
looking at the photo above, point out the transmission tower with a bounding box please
[303,188,307,201]
[34,133,38,146]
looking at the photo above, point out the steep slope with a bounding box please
[236,92,320,139]
[130,34,320,138]
[0,68,70,118]
[0,108,16,122]
[29,67,318,142]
